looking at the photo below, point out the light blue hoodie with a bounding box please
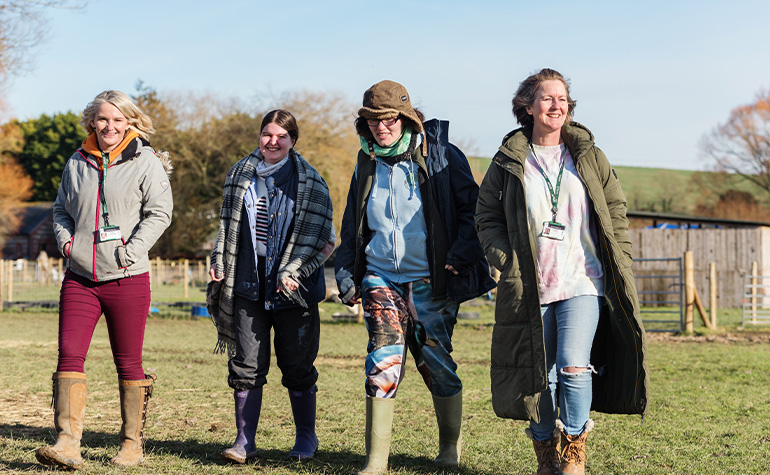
[364,150,430,284]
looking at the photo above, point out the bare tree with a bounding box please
[0,1,85,80]
[701,88,770,195]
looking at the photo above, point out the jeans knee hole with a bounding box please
[559,364,595,377]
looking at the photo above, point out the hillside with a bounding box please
[467,157,768,216]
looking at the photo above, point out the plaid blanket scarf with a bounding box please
[207,148,333,355]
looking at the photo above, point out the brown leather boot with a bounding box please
[110,374,156,466]
[36,372,87,470]
[525,427,560,475]
[557,419,593,475]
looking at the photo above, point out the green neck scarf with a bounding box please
[360,127,413,157]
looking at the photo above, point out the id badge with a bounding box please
[98,225,121,242]
[542,221,566,241]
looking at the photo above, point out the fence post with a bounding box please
[57,258,63,282]
[7,259,14,304]
[684,251,694,332]
[709,262,717,328]
[0,260,4,311]
[184,259,189,299]
[752,261,758,323]
[156,257,162,286]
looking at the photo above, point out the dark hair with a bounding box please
[512,68,576,126]
[354,108,425,140]
[261,109,299,144]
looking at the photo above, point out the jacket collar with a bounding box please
[495,122,596,171]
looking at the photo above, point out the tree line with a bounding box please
[5,84,770,256]
[0,84,360,257]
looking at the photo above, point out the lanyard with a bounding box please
[529,142,566,223]
[99,152,111,227]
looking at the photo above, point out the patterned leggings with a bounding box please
[362,274,462,398]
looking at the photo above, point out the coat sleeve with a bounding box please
[117,153,173,267]
[334,169,359,300]
[52,162,75,256]
[444,143,486,269]
[475,162,513,272]
[596,147,633,267]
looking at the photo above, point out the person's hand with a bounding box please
[340,287,360,306]
[278,276,299,293]
[209,266,223,282]
[64,242,71,257]
[445,264,459,275]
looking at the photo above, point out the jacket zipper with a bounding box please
[387,164,401,275]
[92,169,103,282]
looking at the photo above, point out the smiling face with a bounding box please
[526,79,569,144]
[368,116,403,147]
[90,102,129,152]
[259,122,295,164]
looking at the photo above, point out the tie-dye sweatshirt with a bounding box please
[523,143,603,304]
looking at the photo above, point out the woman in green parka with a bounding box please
[475,68,649,475]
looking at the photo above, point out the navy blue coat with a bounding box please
[335,119,495,302]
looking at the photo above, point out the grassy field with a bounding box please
[1,301,769,474]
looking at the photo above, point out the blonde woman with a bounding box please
[36,90,173,470]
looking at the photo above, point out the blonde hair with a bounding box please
[80,90,155,140]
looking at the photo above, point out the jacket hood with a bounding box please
[155,149,173,177]
[80,135,173,177]
[495,121,596,169]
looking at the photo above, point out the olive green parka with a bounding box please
[475,122,649,422]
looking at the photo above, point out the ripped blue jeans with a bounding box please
[530,295,601,440]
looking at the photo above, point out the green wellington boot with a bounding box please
[358,396,395,475]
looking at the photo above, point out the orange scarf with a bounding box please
[81,131,140,168]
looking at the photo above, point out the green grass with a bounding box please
[1,301,769,474]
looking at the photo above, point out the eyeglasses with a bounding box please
[367,117,399,127]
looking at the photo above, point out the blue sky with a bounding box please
[4,0,770,170]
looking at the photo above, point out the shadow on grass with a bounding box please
[242,448,479,474]
[3,422,482,474]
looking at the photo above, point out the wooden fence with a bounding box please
[629,227,770,308]
[0,257,213,310]
[2,226,769,310]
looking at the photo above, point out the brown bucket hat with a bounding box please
[358,80,424,133]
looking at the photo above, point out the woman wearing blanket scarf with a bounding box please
[207,109,335,463]
[335,80,495,475]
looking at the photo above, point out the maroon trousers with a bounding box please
[57,271,151,381]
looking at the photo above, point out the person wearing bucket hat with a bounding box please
[335,80,496,474]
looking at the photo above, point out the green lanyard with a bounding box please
[100,152,111,227]
[529,142,566,223]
